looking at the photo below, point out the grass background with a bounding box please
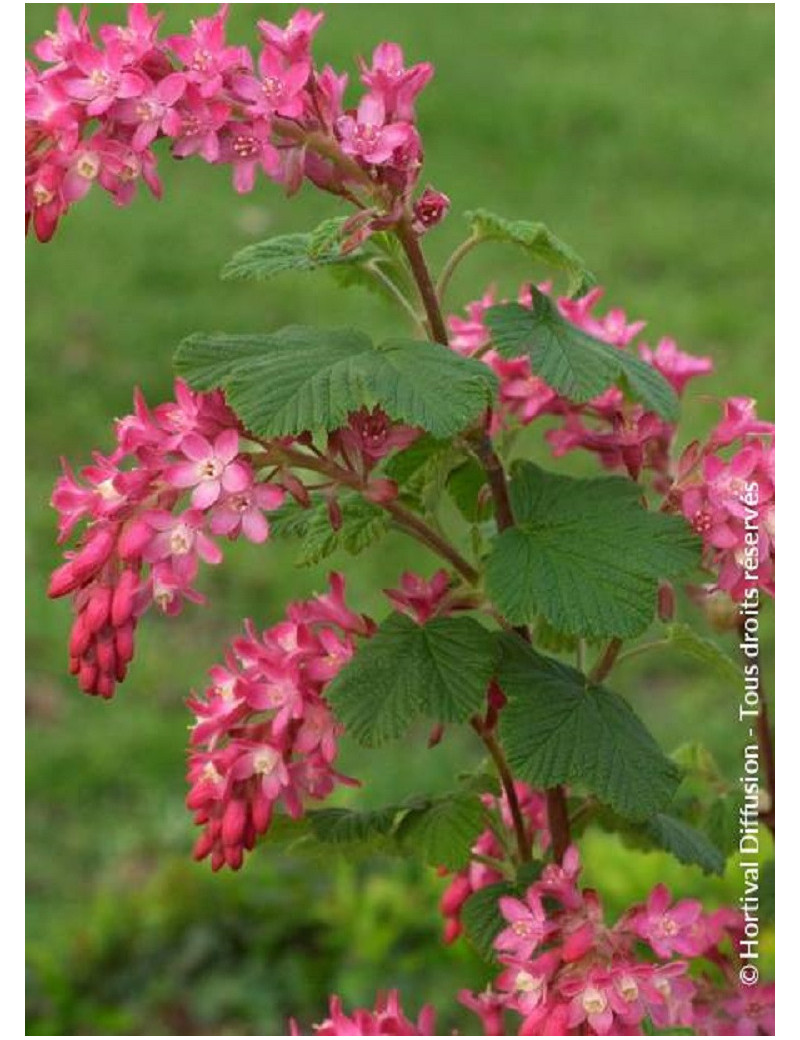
[26,4,774,1035]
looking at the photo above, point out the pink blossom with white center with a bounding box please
[563,972,615,1035]
[210,481,285,543]
[336,94,415,165]
[113,72,186,150]
[232,47,310,120]
[165,430,250,510]
[62,40,147,116]
[496,889,553,960]
[143,508,222,583]
[628,883,705,958]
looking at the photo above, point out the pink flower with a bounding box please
[358,42,433,121]
[143,508,222,583]
[219,119,281,194]
[337,94,415,165]
[328,406,420,473]
[113,72,186,150]
[628,883,705,958]
[162,88,230,162]
[210,482,285,543]
[232,47,310,120]
[639,336,713,395]
[496,889,553,960]
[166,5,250,99]
[709,395,775,448]
[384,569,451,624]
[165,430,250,509]
[257,9,325,64]
[33,6,91,66]
[62,41,147,116]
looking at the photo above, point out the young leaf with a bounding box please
[175,327,496,439]
[496,634,681,820]
[665,623,740,686]
[326,612,499,746]
[485,292,678,420]
[396,793,488,869]
[221,220,368,282]
[485,462,699,638]
[269,494,389,567]
[465,209,596,296]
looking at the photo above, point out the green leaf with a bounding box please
[666,623,740,686]
[221,219,368,282]
[465,209,596,296]
[485,292,678,420]
[447,460,493,522]
[485,462,699,638]
[396,793,488,869]
[385,434,466,515]
[175,327,496,439]
[496,634,681,820]
[308,806,402,845]
[327,613,499,746]
[460,881,515,959]
[268,494,389,567]
[644,813,726,875]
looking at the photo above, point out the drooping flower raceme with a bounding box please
[187,574,372,871]
[48,379,286,698]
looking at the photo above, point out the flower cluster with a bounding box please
[457,850,773,1036]
[669,397,775,600]
[26,4,441,241]
[439,783,550,945]
[448,283,713,486]
[48,379,285,698]
[187,574,372,871]
[290,991,436,1036]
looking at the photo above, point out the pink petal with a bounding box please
[182,432,212,462]
[192,479,222,510]
[165,461,201,489]
[214,428,239,463]
[242,508,268,543]
[221,460,250,493]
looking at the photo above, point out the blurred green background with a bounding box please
[26,4,774,1035]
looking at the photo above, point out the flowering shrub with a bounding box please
[29,5,775,1035]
